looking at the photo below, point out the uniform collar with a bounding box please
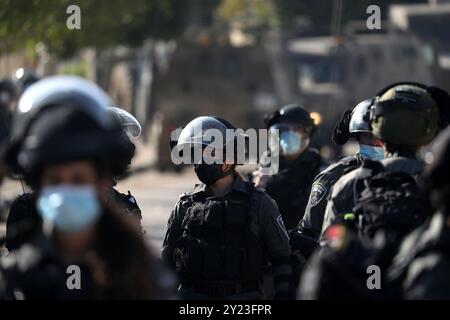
[191,173,250,197]
[279,148,319,170]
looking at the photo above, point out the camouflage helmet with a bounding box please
[370,82,439,146]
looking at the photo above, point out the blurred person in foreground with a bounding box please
[0,75,174,299]
[162,116,292,300]
[388,127,450,299]
[0,78,16,142]
[0,78,16,218]
[4,105,143,252]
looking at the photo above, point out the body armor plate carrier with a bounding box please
[175,184,264,284]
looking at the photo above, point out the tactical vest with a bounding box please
[352,160,428,239]
[174,184,265,284]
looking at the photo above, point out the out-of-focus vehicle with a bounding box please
[152,37,276,171]
[288,23,434,155]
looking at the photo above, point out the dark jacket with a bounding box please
[388,212,450,299]
[262,148,324,230]
[321,156,423,240]
[162,174,292,299]
[5,188,142,252]
[298,155,363,239]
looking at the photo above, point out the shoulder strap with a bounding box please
[353,161,386,206]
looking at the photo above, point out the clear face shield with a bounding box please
[108,107,142,140]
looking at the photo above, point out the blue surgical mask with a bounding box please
[359,144,385,161]
[37,185,102,233]
[279,131,303,156]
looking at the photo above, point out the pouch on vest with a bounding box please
[203,200,225,231]
[225,200,247,229]
[224,246,246,279]
[175,234,204,280]
[203,245,226,280]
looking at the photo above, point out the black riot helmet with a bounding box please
[174,115,247,185]
[174,115,247,163]
[107,106,141,177]
[3,75,127,187]
[264,104,317,136]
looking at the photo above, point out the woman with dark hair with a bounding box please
[0,76,174,299]
[4,106,143,252]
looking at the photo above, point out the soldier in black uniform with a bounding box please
[0,75,174,299]
[320,83,440,240]
[253,104,324,230]
[4,106,143,251]
[387,127,450,299]
[298,82,442,299]
[291,100,384,257]
[162,116,292,299]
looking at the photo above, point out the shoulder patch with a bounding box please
[309,183,327,207]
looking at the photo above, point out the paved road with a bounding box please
[118,169,196,253]
[1,169,198,256]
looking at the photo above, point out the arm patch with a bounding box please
[309,183,327,207]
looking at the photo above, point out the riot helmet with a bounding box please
[107,107,141,177]
[370,82,439,146]
[349,100,372,134]
[175,116,246,185]
[3,75,126,187]
[265,104,316,157]
[264,104,316,133]
[108,107,142,140]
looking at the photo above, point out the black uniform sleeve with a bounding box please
[299,171,337,238]
[320,169,361,241]
[256,191,292,299]
[299,158,358,239]
[161,199,184,269]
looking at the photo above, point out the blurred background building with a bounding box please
[1,0,450,168]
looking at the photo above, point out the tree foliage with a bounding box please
[0,0,189,57]
[218,0,427,30]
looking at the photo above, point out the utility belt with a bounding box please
[183,280,261,298]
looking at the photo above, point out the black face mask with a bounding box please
[194,163,232,185]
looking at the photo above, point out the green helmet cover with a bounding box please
[371,85,439,146]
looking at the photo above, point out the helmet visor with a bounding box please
[109,107,142,139]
